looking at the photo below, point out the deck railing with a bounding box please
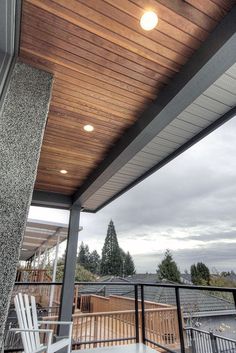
[42,306,179,350]
[16,269,52,283]
[185,327,236,353]
[4,281,236,353]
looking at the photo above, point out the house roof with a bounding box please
[124,273,160,283]
[80,276,134,297]
[17,1,236,212]
[133,286,235,314]
[180,273,192,283]
[79,275,235,314]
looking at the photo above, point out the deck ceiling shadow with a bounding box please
[23,0,236,212]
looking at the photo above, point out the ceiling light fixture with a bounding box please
[140,11,158,31]
[84,124,94,132]
[60,169,68,174]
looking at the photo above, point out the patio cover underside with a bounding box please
[20,219,68,261]
[29,3,236,212]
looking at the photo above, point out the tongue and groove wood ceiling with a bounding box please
[19,0,235,196]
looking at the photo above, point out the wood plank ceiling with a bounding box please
[19,0,235,195]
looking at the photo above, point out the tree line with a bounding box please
[78,220,136,277]
[158,249,210,284]
[158,249,236,287]
[50,220,136,281]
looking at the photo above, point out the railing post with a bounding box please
[134,284,139,343]
[175,287,185,353]
[140,284,146,344]
[210,332,219,353]
[190,328,196,353]
[232,290,236,310]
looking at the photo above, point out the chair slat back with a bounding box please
[14,293,41,353]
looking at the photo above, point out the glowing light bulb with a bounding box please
[140,11,158,31]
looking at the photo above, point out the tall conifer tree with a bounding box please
[158,250,181,283]
[124,252,136,276]
[77,242,90,269]
[100,220,122,276]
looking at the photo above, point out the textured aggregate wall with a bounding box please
[0,61,53,349]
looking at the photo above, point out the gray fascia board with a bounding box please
[72,6,236,207]
[31,190,73,210]
[91,105,236,213]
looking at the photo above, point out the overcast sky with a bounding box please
[29,116,236,274]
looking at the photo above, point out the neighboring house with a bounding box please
[80,276,133,297]
[180,273,193,284]
[124,273,160,283]
[79,274,236,339]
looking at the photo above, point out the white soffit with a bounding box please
[83,63,236,211]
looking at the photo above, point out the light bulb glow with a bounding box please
[84,124,94,132]
[140,11,158,31]
[60,169,68,174]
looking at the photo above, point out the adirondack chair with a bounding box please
[11,293,73,353]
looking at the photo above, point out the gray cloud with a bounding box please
[79,117,236,272]
[180,230,236,242]
[133,242,236,273]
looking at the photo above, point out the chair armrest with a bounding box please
[39,321,73,326]
[10,328,53,334]
[10,328,53,351]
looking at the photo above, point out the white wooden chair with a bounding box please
[11,293,73,353]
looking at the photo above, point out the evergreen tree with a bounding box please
[191,262,210,285]
[88,250,101,274]
[120,248,126,261]
[158,250,181,283]
[124,252,136,276]
[46,252,95,282]
[100,220,123,276]
[77,242,90,270]
[190,264,199,284]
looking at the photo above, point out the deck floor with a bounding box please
[76,343,159,353]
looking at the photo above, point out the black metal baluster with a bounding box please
[140,284,146,344]
[134,284,139,343]
[175,287,185,353]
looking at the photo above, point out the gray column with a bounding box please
[0,61,53,349]
[58,205,81,338]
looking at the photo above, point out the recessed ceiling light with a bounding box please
[60,169,68,174]
[84,124,94,132]
[140,11,158,31]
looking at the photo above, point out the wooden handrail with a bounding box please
[43,305,180,350]
[72,307,177,318]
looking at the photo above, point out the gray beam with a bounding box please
[0,62,53,348]
[58,205,81,338]
[31,190,72,210]
[73,6,236,208]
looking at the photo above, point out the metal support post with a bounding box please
[134,284,139,343]
[58,205,81,338]
[140,284,145,344]
[210,332,219,353]
[38,247,42,269]
[190,328,196,353]
[232,290,236,309]
[175,287,185,353]
[49,231,61,311]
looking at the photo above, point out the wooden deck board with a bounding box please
[76,343,159,353]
